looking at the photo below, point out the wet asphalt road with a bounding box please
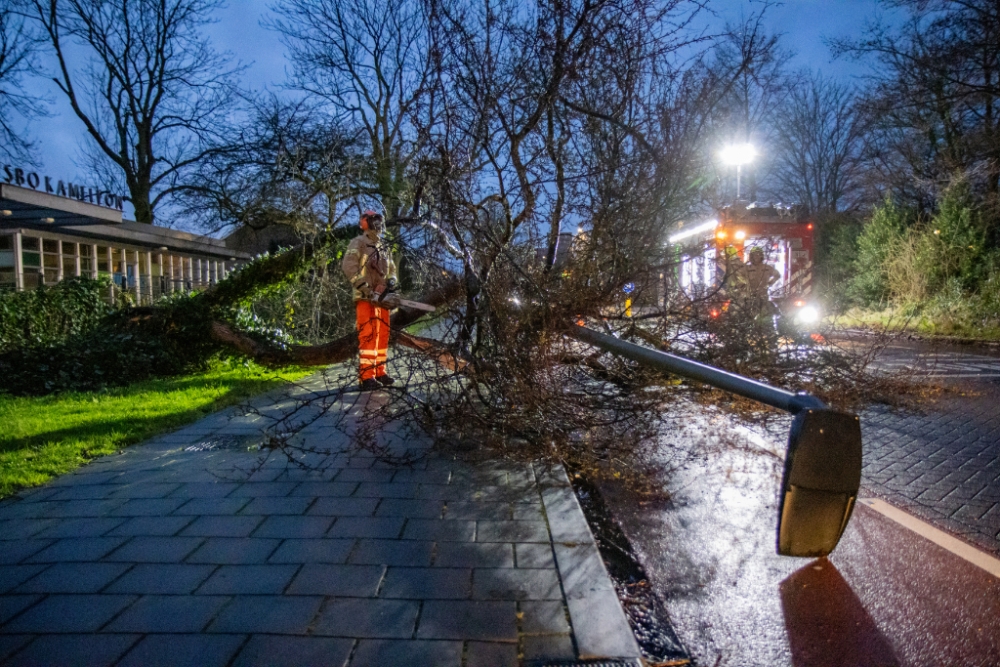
[601,341,1000,666]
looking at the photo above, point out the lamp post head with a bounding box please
[721,143,757,166]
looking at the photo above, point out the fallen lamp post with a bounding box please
[569,324,862,558]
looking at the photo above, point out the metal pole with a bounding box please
[569,323,860,558]
[568,324,825,414]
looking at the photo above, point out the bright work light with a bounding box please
[721,143,757,200]
[720,143,756,166]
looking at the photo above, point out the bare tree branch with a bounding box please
[30,0,243,223]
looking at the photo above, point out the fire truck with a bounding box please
[672,202,821,332]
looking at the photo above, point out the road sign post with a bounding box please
[623,282,634,318]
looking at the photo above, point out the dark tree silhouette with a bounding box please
[0,1,48,163]
[835,0,1000,212]
[178,97,370,234]
[771,74,868,213]
[30,0,243,224]
[708,7,796,203]
[268,0,435,222]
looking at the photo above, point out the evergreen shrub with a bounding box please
[0,277,113,354]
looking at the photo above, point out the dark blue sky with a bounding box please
[15,0,893,222]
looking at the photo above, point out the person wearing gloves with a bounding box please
[341,210,400,391]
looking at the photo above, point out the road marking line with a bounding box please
[858,498,1000,579]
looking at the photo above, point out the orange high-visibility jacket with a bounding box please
[341,231,397,301]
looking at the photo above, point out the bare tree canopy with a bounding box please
[834,0,1000,211]
[179,97,370,234]
[0,0,910,488]
[30,0,243,224]
[268,0,435,222]
[0,1,48,163]
[707,7,796,203]
[771,73,868,213]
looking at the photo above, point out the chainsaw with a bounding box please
[378,278,436,312]
[397,298,436,312]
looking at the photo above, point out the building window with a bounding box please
[80,244,93,273]
[112,248,126,287]
[21,237,41,268]
[97,246,109,273]
[20,237,42,288]
[42,240,59,284]
[0,235,14,288]
[62,241,77,278]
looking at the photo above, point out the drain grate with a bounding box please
[539,661,644,667]
[570,475,690,665]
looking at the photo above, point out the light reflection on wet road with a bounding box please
[602,343,1000,666]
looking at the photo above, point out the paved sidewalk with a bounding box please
[0,376,640,666]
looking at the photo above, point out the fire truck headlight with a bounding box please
[795,305,820,325]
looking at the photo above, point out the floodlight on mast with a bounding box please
[720,143,757,200]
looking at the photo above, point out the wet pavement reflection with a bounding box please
[600,402,1000,666]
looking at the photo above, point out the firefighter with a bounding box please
[737,246,781,319]
[342,210,400,391]
[743,246,780,296]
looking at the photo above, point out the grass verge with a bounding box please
[0,359,313,498]
[832,307,1000,342]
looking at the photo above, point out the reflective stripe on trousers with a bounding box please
[356,300,390,381]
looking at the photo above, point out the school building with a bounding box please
[0,181,251,304]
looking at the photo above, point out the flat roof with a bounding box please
[1,184,250,260]
[1,182,122,224]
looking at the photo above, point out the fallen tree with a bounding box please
[204,275,465,367]
[0,239,462,395]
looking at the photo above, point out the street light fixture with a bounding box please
[720,143,756,201]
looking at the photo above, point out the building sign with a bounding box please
[2,164,125,211]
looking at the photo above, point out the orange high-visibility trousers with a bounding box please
[356,300,390,381]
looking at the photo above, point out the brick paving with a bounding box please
[861,379,1000,557]
[0,377,640,666]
